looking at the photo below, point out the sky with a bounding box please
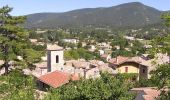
[0,0,170,16]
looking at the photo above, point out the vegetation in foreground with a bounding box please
[44,73,136,100]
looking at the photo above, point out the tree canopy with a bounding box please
[0,6,43,74]
[44,73,136,100]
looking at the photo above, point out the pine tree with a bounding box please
[0,6,42,74]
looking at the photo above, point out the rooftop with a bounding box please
[109,56,129,65]
[46,44,63,51]
[38,71,79,88]
[131,87,160,100]
[35,62,47,68]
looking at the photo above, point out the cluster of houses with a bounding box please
[0,38,169,98]
[0,39,169,90]
[28,44,114,89]
[21,43,169,90]
[0,41,169,99]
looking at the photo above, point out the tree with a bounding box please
[0,69,36,100]
[44,73,136,100]
[149,13,170,99]
[162,13,170,27]
[0,6,42,74]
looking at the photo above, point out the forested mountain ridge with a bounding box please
[25,2,163,28]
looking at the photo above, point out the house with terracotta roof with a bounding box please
[109,53,170,79]
[70,60,101,79]
[101,54,111,62]
[37,70,79,90]
[65,60,114,79]
[109,56,149,79]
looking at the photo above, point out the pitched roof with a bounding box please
[109,56,129,65]
[35,62,47,68]
[131,87,160,100]
[38,71,79,88]
[72,61,90,69]
[46,44,63,51]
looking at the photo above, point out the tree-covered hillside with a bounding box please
[25,2,162,29]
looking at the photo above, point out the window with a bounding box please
[125,67,128,73]
[143,69,145,73]
[56,55,59,63]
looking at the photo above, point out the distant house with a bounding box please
[101,54,111,62]
[97,42,112,50]
[30,39,45,46]
[89,60,115,74]
[114,45,120,50]
[98,50,104,55]
[88,45,96,52]
[30,39,38,43]
[81,42,87,47]
[62,39,78,44]
[124,36,135,41]
[72,60,101,79]
[144,45,152,49]
[34,62,48,76]
[109,54,170,79]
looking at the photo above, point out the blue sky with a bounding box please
[0,0,170,16]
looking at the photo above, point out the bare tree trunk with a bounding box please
[4,44,9,74]
[4,61,9,74]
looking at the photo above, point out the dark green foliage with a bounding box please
[0,6,43,73]
[149,13,170,98]
[44,73,136,100]
[135,77,156,87]
[131,40,145,55]
[64,48,98,60]
[116,73,138,80]
[111,35,128,50]
[161,13,170,27]
[31,44,46,51]
[112,50,134,57]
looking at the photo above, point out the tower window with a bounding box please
[56,55,59,63]
[143,69,145,73]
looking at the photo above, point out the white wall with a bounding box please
[47,50,64,72]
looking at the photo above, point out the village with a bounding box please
[1,1,170,100]
[0,35,169,99]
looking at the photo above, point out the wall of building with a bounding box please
[139,65,148,79]
[116,62,139,73]
[85,68,100,79]
[47,50,64,72]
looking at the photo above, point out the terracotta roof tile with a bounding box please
[131,87,161,100]
[38,71,71,88]
[71,73,80,81]
[109,56,129,65]
[72,61,90,69]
